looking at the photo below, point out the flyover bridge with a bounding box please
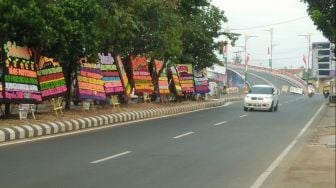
[228,63,307,94]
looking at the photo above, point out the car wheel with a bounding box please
[244,107,248,111]
[269,102,274,112]
[274,102,278,111]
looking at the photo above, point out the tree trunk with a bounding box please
[65,71,72,110]
[63,62,74,110]
[4,103,10,118]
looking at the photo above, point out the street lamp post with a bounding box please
[265,28,274,72]
[298,33,312,84]
[265,28,279,86]
[244,34,257,91]
[223,41,228,87]
[219,41,229,87]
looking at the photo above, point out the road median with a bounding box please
[0,96,243,143]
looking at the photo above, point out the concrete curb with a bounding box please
[0,97,243,143]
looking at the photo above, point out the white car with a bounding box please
[244,85,279,112]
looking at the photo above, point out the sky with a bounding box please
[211,0,329,69]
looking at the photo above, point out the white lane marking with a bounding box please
[250,104,325,188]
[173,132,194,139]
[214,121,228,126]
[0,100,237,147]
[240,115,248,118]
[91,151,132,164]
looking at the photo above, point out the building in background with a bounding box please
[311,42,335,90]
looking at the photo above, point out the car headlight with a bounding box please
[245,96,250,100]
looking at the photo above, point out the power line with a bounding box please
[229,16,309,31]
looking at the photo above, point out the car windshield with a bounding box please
[250,87,273,94]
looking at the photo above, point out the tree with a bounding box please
[43,0,104,109]
[0,0,50,115]
[301,0,336,45]
[178,3,230,70]
[131,0,183,59]
[96,0,138,56]
[0,0,105,110]
[0,0,238,112]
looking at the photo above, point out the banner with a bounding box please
[76,58,106,101]
[130,56,154,94]
[175,64,195,94]
[115,55,131,97]
[194,68,210,94]
[37,56,67,100]
[154,60,169,95]
[99,53,124,96]
[3,42,42,103]
[170,66,183,96]
[0,54,3,101]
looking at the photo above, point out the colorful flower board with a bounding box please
[130,56,154,94]
[194,69,210,94]
[175,64,195,94]
[154,60,169,95]
[99,53,124,96]
[170,66,183,96]
[76,58,106,101]
[115,55,131,97]
[37,56,67,100]
[0,57,3,101]
[3,41,42,103]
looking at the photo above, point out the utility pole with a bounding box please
[265,28,273,72]
[266,28,279,87]
[298,33,312,84]
[223,41,228,87]
[244,34,257,91]
[219,41,229,87]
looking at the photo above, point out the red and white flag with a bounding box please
[246,53,250,65]
[302,54,307,65]
[223,45,228,54]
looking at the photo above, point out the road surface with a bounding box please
[0,72,325,188]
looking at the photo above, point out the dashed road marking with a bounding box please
[91,151,132,164]
[173,132,194,139]
[214,121,228,126]
[240,115,248,118]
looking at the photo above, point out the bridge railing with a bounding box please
[227,63,307,94]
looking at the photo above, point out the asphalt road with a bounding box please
[229,67,297,89]
[0,74,326,188]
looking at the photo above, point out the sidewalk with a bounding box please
[266,103,336,188]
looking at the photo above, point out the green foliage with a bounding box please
[0,0,237,67]
[0,0,239,109]
[45,0,103,63]
[301,0,336,44]
[0,0,46,47]
[178,3,230,70]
